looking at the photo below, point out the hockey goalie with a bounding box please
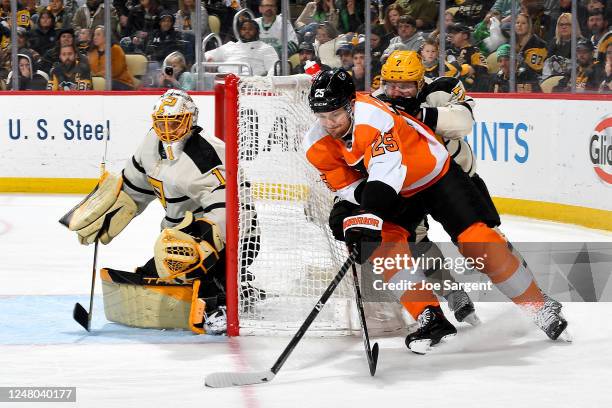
[60,89,230,335]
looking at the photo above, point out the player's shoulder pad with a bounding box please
[303,122,328,153]
[354,94,394,133]
[183,127,223,175]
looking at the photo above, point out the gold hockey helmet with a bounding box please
[381,50,425,87]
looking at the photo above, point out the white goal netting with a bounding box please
[234,75,407,336]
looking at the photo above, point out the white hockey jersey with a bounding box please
[122,126,227,239]
[255,14,299,56]
[204,40,279,76]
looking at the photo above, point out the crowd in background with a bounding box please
[1,0,611,93]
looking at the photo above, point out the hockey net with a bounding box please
[222,74,407,336]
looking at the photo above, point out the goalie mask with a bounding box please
[152,89,198,159]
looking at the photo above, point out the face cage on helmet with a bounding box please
[152,112,193,143]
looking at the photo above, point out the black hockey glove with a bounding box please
[328,199,359,241]
[343,210,383,264]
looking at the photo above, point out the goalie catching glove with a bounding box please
[154,211,225,284]
[60,172,138,245]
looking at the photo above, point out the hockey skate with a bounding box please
[533,298,571,342]
[446,290,481,326]
[405,306,457,354]
[204,306,227,335]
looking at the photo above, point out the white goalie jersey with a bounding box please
[122,126,227,238]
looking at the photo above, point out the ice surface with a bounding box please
[1,195,611,407]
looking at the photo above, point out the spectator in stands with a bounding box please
[551,0,588,34]
[370,24,388,69]
[157,50,194,90]
[123,0,162,39]
[30,10,57,56]
[256,0,299,57]
[487,0,519,22]
[452,0,494,27]
[291,41,329,74]
[555,38,605,92]
[394,0,438,30]
[600,41,612,91]
[72,0,119,39]
[523,0,554,41]
[146,11,184,63]
[295,0,341,34]
[587,9,612,63]
[382,3,404,39]
[314,21,341,68]
[175,0,209,34]
[48,43,92,90]
[473,11,507,56]
[20,0,38,29]
[41,27,85,73]
[76,27,91,54]
[491,43,510,92]
[514,12,547,92]
[336,36,354,70]
[8,50,48,90]
[587,0,607,14]
[88,25,134,90]
[350,42,366,91]
[43,0,73,30]
[204,18,279,76]
[543,12,580,78]
[383,15,425,59]
[446,23,488,90]
[420,37,463,79]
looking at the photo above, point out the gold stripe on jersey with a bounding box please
[148,176,167,208]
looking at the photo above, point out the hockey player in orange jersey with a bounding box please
[304,68,570,353]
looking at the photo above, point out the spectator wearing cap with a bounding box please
[555,38,605,92]
[383,15,425,59]
[41,27,87,74]
[72,0,119,39]
[146,11,184,63]
[205,18,279,76]
[336,37,354,70]
[14,27,44,72]
[587,9,612,64]
[42,0,73,30]
[491,43,510,92]
[48,43,92,90]
[30,10,57,56]
[513,12,547,92]
[256,0,299,58]
[394,0,438,30]
[291,41,329,74]
[88,25,134,90]
[447,22,489,91]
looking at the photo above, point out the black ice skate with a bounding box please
[533,298,571,342]
[405,306,457,354]
[446,290,481,326]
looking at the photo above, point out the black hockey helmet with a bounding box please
[309,68,356,113]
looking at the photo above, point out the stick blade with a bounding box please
[369,342,379,376]
[205,370,275,388]
[73,303,91,332]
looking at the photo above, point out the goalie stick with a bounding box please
[205,252,359,388]
[350,263,379,376]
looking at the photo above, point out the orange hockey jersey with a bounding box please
[304,93,450,204]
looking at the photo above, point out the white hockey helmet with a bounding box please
[152,89,198,143]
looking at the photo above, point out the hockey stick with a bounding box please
[205,251,358,388]
[350,263,379,376]
[72,214,112,332]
